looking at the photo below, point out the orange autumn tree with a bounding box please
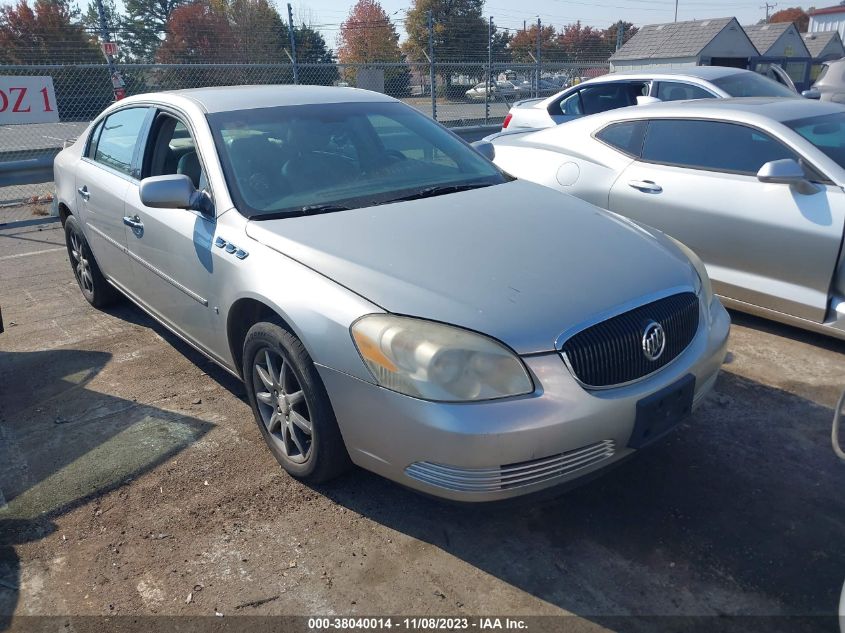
[156,1,239,63]
[337,0,409,96]
[0,0,100,63]
[769,7,809,32]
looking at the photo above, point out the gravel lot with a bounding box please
[1,221,844,632]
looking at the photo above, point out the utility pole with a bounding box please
[536,17,542,99]
[674,0,679,22]
[486,16,492,124]
[95,0,125,100]
[761,1,777,22]
[287,3,299,85]
[616,20,624,51]
[428,10,436,120]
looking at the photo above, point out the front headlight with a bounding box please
[351,315,534,402]
[665,236,713,305]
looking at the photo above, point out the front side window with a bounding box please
[785,111,845,171]
[595,121,647,157]
[578,82,647,115]
[656,82,715,101]
[208,101,506,218]
[711,72,797,97]
[641,119,798,174]
[145,114,207,191]
[93,107,150,177]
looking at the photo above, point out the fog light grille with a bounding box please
[405,440,615,493]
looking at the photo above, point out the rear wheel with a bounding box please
[242,321,351,483]
[64,214,119,308]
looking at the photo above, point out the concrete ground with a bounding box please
[0,221,844,632]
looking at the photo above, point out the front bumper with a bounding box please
[318,297,730,502]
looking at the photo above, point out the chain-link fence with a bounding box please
[0,59,608,211]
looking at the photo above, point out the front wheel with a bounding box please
[242,321,351,483]
[64,214,119,308]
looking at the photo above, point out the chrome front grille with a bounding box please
[561,292,700,389]
[405,440,616,493]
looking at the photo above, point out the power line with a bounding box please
[761,1,777,21]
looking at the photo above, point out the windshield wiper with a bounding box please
[252,204,353,221]
[298,204,352,215]
[249,204,354,222]
[375,182,494,205]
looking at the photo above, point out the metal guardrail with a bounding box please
[0,149,58,188]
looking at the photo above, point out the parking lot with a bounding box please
[0,219,843,631]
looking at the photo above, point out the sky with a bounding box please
[295,0,784,46]
[0,0,799,46]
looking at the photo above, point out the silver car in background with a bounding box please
[489,98,845,341]
[53,86,729,502]
[804,58,845,103]
[502,66,799,131]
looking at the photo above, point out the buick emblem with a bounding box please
[642,321,666,361]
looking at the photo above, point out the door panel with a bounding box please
[75,106,151,288]
[609,162,845,322]
[75,160,133,287]
[122,186,220,352]
[121,112,220,354]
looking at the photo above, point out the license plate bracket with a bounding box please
[628,373,696,449]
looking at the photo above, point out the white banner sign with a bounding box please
[0,76,59,125]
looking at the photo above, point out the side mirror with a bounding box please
[471,140,496,162]
[757,159,820,195]
[636,95,662,105]
[802,88,821,100]
[140,174,212,214]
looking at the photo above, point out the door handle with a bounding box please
[628,179,663,193]
[122,215,144,230]
[77,186,90,200]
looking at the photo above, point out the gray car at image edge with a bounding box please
[53,85,729,501]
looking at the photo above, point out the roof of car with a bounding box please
[588,97,845,125]
[130,85,397,113]
[605,66,746,81]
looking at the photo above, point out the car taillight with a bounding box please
[502,113,512,128]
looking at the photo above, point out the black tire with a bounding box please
[64,214,119,308]
[242,320,351,483]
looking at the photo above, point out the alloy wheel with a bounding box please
[69,230,94,294]
[252,347,313,463]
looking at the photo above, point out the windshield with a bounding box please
[785,112,845,170]
[207,101,506,218]
[711,72,797,98]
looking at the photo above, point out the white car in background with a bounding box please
[501,66,799,131]
[465,80,520,101]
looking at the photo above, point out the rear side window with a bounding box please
[641,119,798,174]
[93,107,150,177]
[595,121,647,157]
[557,91,583,116]
[85,120,105,159]
[656,82,715,101]
[710,72,796,97]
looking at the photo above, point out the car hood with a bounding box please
[245,180,697,354]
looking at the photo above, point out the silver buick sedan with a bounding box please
[53,86,729,501]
